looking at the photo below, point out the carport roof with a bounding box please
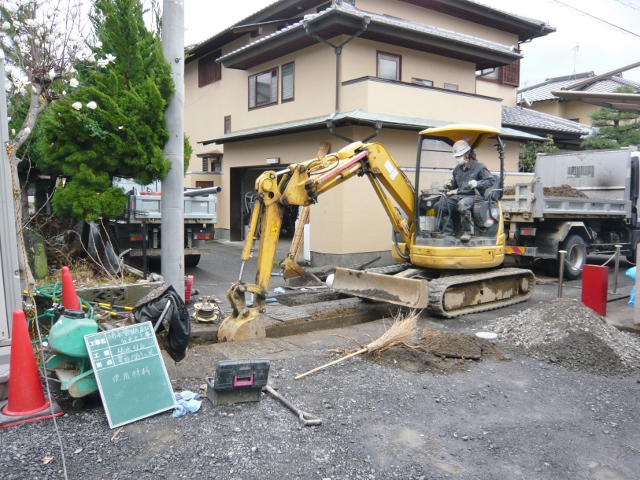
[199,109,545,146]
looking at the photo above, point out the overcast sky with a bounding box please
[183,0,640,87]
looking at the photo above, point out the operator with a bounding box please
[435,139,495,242]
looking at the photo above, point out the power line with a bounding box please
[550,0,640,39]
[614,0,640,10]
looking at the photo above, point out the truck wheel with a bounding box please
[561,235,587,280]
[185,254,201,268]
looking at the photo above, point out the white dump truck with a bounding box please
[109,178,220,267]
[501,146,639,278]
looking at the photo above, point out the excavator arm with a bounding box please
[218,141,417,341]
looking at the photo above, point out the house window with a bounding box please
[444,83,458,91]
[412,78,433,87]
[476,60,520,87]
[198,52,221,87]
[377,52,400,81]
[224,115,231,134]
[202,158,209,172]
[282,62,294,102]
[249,68,278,109]
[477,68,499,80]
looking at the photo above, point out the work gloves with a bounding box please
[443,180,453,190]
[467,179,478,189]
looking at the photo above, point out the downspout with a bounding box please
[303,16,370,113]
[303,16,371,141]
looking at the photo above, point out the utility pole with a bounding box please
[161,0,185,298]
[0,50,22,397]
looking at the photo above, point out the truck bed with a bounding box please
[501,180,631,222]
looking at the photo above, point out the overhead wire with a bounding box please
[550,0,640,39]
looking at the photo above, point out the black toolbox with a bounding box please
[206,359,270,406]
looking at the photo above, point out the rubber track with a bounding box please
[426,268,536,318]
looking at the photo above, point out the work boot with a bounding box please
[460,215,474,242]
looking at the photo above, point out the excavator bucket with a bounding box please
[330,267,430,309]
[281,256,325,288]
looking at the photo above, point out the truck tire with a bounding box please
[185,254,201,268]
[561,234,587,280]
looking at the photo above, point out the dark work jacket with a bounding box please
[132,285,190,362]
[449,159,495,196]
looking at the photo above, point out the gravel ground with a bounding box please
[2,298,640,480]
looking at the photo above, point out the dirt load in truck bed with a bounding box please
[503,183,587,198]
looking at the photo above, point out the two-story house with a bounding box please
[184,0,554,267]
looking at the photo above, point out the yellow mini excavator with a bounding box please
[218,124,535,341]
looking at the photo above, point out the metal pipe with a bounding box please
[183,186,222,197]
[558,250,566,298]
[614,244,622,294]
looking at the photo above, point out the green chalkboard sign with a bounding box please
[84,322,176,428]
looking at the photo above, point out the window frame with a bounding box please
[377,51,401,81]
[281,62,295,103]
[248,67,278,110]
[444,83,459,91]
[224,115,231,134]
[411,77,433,87]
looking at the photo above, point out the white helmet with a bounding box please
[452,140,471,158]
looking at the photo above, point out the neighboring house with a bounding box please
[183,0,554,266]
[502,105,593,151]
[517,72,640,126]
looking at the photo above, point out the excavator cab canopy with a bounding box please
[419,124,502,151]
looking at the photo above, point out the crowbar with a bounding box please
[263,385,322,426]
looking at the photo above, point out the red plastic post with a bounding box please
[581,265,608,316]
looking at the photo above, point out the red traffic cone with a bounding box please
[0,310,63,428]
[61,266,80,310]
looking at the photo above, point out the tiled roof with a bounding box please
[502,105,594,136]
[518,72,640,104]
[201,109,545,145]
[218,2,519,64]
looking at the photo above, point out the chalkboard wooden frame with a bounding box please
[84,321,176,428]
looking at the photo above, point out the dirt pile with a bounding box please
[543,184,588,198]
[502,184,587,197]
[484,298,640,375]
[373,328,508,374]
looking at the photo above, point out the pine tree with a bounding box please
[36,0,174,221]
[581,85,640,150]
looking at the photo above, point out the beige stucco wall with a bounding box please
[526,100,597,125]
[341,80,502,125]
[559,101,596,125]
[528,100,561,118]
[476,79,516,106]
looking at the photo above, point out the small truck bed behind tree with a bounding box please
[109,178,219,268]
[501,146,639,279]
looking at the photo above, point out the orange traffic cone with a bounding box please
[61,266,80,310]
[0,310,63,428]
